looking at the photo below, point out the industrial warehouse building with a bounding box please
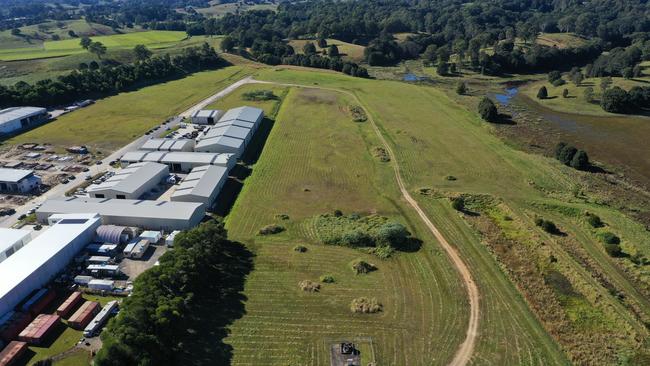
[0,168,41,194]
[0,214,101,317]
[195,124,252,156]
[0,107,48,135]
[120,151,235,172]
[86,162,169,200]
[171,165,229,208]
[36,197,205,231]
[191,109,223,125]
[0,228,31,263]
[140,138,195,152]
[219,106,264,127]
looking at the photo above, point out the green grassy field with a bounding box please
[535,33,589,49]
[194,1,278,18]
[245,67,650,364]
[224,86,470,365]
[288,39,366,62]
[3,66,251,152]
[204,83,287,115]
[0,30,187,61]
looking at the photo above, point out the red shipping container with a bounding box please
[68,301,99,330]
[56,292,83,318]
[18,314,60,345]
[0,313,32,343]
[26,290,56,317]
[0,341,28,366]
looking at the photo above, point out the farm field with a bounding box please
[0,30,187,61]
[194,0,278,18]
[288,39,366,62]
[248,67,650,364]
[3,66,252,152]
[224,86,470,365]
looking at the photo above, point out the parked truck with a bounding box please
[83,300,118,337]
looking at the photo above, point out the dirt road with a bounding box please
[249,78,480,366]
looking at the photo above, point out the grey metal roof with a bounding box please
[172,165,228,200]
[218,106,264,124]
[121,151,234,166]
[204,125,251,140]
[141,138,194,152]
[38,197,204,221]
[0,168,34,183]
[0,107,47,125]
[215,119,256,130]
[192,109,222,118]
[195,136,244,151]
[86,162,167,194]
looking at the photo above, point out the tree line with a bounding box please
[95,219,253,365]
[0,43,225,108]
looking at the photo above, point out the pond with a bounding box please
[403,73,423,82]
[495,87,519,105]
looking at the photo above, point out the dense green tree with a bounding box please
[317,38,327,48]
[601,86,630,113]
[133,44,152,61]
[562,89,569,98]
[537,86,548,99]
[478,97,498,122]
[88,41,107,59]
[303,42,317,55]
[451,197,465,211]
[79,36,92,49]
[456,82,467,95]
[220,35,235,52]
[570,150,590,170]
[327,45,339,57]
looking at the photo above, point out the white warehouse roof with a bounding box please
[87,162,168,195]
[218,106,264,124]
[204,125,251,141]
[0,214,101,317]
[0,228,31,253]
[172,165,228,202]
[0,168,35,183]
[121,151,234,167]
[140,138,194,152]
[0,107,47,125]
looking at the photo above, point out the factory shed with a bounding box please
[120,151,235,172]
[86,162,169,200]
[191,109,223,125]
[0,107,48,135]
[36,198,205,231]
[0,168,41,194]
[218,106,264,126]
[140,138,195,152]
[171,165,228,208]
[0,214,101,318]
[195,125,252,156]
[0,229,31,264]
[18,314,60,345]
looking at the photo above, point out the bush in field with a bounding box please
[604,244,622,257]
[600,232,620,245]
[451,197,465,211]
[259,224,285,235]
[299,280,321,292]
[242,89,277,101]
[320,274,335,283]
[551,78,566,87]
[478,97,498,122]
[456,82,467,95]
[585,213,604,228]
[555,142,589,170]
[350,297,382,313]
[535,218,560,235]
[537,86,548,99]
[293,245,308,252]
[351,259,376,274]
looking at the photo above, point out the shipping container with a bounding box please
[20,289,55,317]
[56,292,83,318]
[83,300,118,337]
[18,314,60,345]
[0,341,28,366]
[88,280,114,291]
[0,313,31,343]
[74,275,93,286]
[68,301,99,330]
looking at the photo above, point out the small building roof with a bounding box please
[87,162,167,195]
[204,125,251,140]
[140,138,194,152]
[0,228,31,253]
[218,106,264,124]
[192,109,222,119]
[0,107,46,125]
[121,151,234,166]
[195,136,244,151]
[172,165,229,201]
[0,168,34,183]
[215,119,256,130]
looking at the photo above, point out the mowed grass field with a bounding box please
[195,1,278,18]
[0,30,187,61]
[0,19,128,49]
[224,86,470,365]
[3,66,252,152]
[288,39,365,62]
[204,83,287,115]
[248,67,650,364]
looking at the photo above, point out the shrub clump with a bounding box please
[350,297,382,313]
[320,274,335,283]
[351,259,376,274]
[349,105,367,122]
[478,97,498,122]
[604,244,622,257]
[451,197,465,212]
[372,147,390,162]
[293,245,308,252]
[535,218,560,235]
[600,232,620,245]
[259,224,285,235]
[554,142,590,170]
[275,213,290,220]
[299,280,321,292]
[242,89,277,101]
[585,213,604,228]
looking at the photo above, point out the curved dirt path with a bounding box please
[250,78,480,365]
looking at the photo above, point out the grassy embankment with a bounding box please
[3,66,251,152]
[244,67,650,364]
[288,39,366,63]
